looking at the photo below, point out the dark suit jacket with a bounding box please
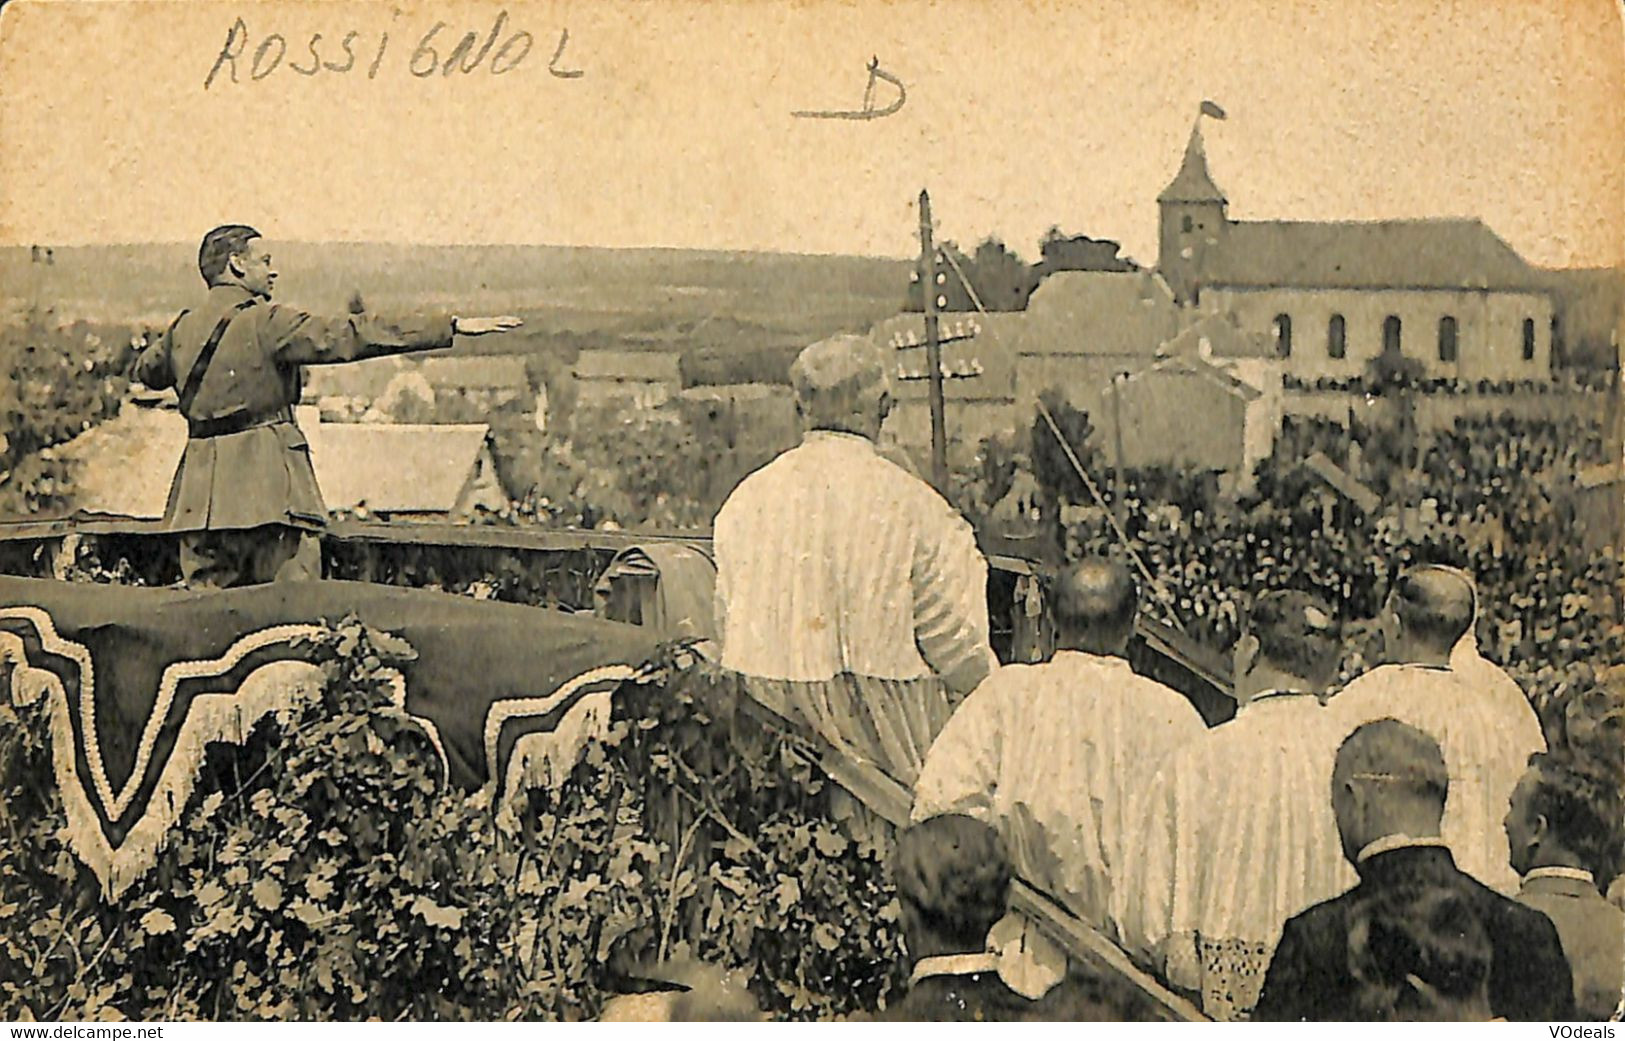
[1253,846,1574,1021]
[880,970,1122,1022]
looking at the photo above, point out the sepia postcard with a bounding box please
[0,0,1620,1025]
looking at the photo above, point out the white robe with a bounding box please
[913,652,1207,929]
[714,430,997,784]
[1117,692,1357,1021]
[1328,661,1545,894]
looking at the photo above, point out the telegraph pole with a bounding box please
[918,190,949,492]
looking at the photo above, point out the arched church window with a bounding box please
[1383,315,1402,355]
[1327,315,1346,358]
[1522,318,1536,361]
[1182,215,1193,233]
[1273,314,1292,358]
[1438,316,1458,362]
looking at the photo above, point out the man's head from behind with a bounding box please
[1381,566,1474,664]
[1332,719,1449,865]
[1234,590,1342,698]
[1051,557,1137,657]
[198,224,275,299]
[790,334,893,440]
[893,814,1011,962]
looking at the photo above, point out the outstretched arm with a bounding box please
[264,305,521,365]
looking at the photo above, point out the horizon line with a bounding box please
[0,239,916,263]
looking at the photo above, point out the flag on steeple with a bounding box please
[1200,99,1227,121]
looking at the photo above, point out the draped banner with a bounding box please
[0,576,661,898]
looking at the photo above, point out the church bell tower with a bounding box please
[1157,121,1229,305]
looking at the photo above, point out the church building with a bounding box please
[1157,124,1555,382]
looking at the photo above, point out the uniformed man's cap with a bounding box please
[789,333,891,409]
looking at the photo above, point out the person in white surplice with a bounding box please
[1117,590,1356,1021]
[1328,566,1546,895]
[712,334,997,788]
[912,559,1206,996]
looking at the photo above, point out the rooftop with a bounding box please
[573,349,684,383]
[1207,218,1538,292]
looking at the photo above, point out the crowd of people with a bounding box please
[710,332,1623,1021]
[1058,412,1621,709]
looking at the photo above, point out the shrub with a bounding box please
[0,625,906,1021]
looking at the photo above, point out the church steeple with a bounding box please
[1158,111,1230,305]
[1158,123,1227,206]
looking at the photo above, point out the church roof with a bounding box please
[1206,218,1537,292]
[1158,126,1227,205]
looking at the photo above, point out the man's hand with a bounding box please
[452,315,524,336]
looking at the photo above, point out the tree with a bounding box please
[1036,228,1139,276]
[903,237,1037,312]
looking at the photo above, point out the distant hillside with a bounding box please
[0,243,911,367]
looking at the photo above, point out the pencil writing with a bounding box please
[203,11,576,88]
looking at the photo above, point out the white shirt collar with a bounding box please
[909,953,999,987]
[1356,833,1451,865]
[1524,865,1595,886]
[1054,650,1132,670]
[1244,689,1321,709]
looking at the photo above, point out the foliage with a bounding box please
[1037,227,1139,275]
[905,238,1037,313]
[1029,390,1099,510]
[0,317,140,517]
[0,624,907,1021]
[613,660,906,1019]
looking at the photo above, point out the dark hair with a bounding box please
[1052,558,1138,641]
[1524,751,1624,890]
[893,815,1011,951]
[1349,885,1493,1021]
[1391,569,1474,650]
[198,224,262,287]
[1248,590,1341,682]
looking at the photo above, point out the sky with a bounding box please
[1,0,1621,266]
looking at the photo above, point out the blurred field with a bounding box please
[0,243,910,384]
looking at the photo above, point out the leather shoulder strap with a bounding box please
[177,298,257,415]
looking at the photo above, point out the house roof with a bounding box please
[1576,460,1624,491]
[1158,313,1274,360]
[417,354,529,390]
[1017,271,1180,356]
[308,423,490,514]
[573,349,683,383]
[304,356,406,400]
[677,382,786,403]
[305,354,531,401]
[54,406,491,518]
[1206,218,1538,292]
[1158,125,1226,205]
[1120,354,1263,402]
[1302,452,1382,513]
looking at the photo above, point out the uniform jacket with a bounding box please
[1253,845,1574,1022]
[134,285,454,531]
[1517,869,1625,1021]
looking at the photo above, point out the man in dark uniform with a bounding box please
[1253,719,1574,1021]
[134,224,521,588]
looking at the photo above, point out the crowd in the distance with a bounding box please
[705,333,1623,1021]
